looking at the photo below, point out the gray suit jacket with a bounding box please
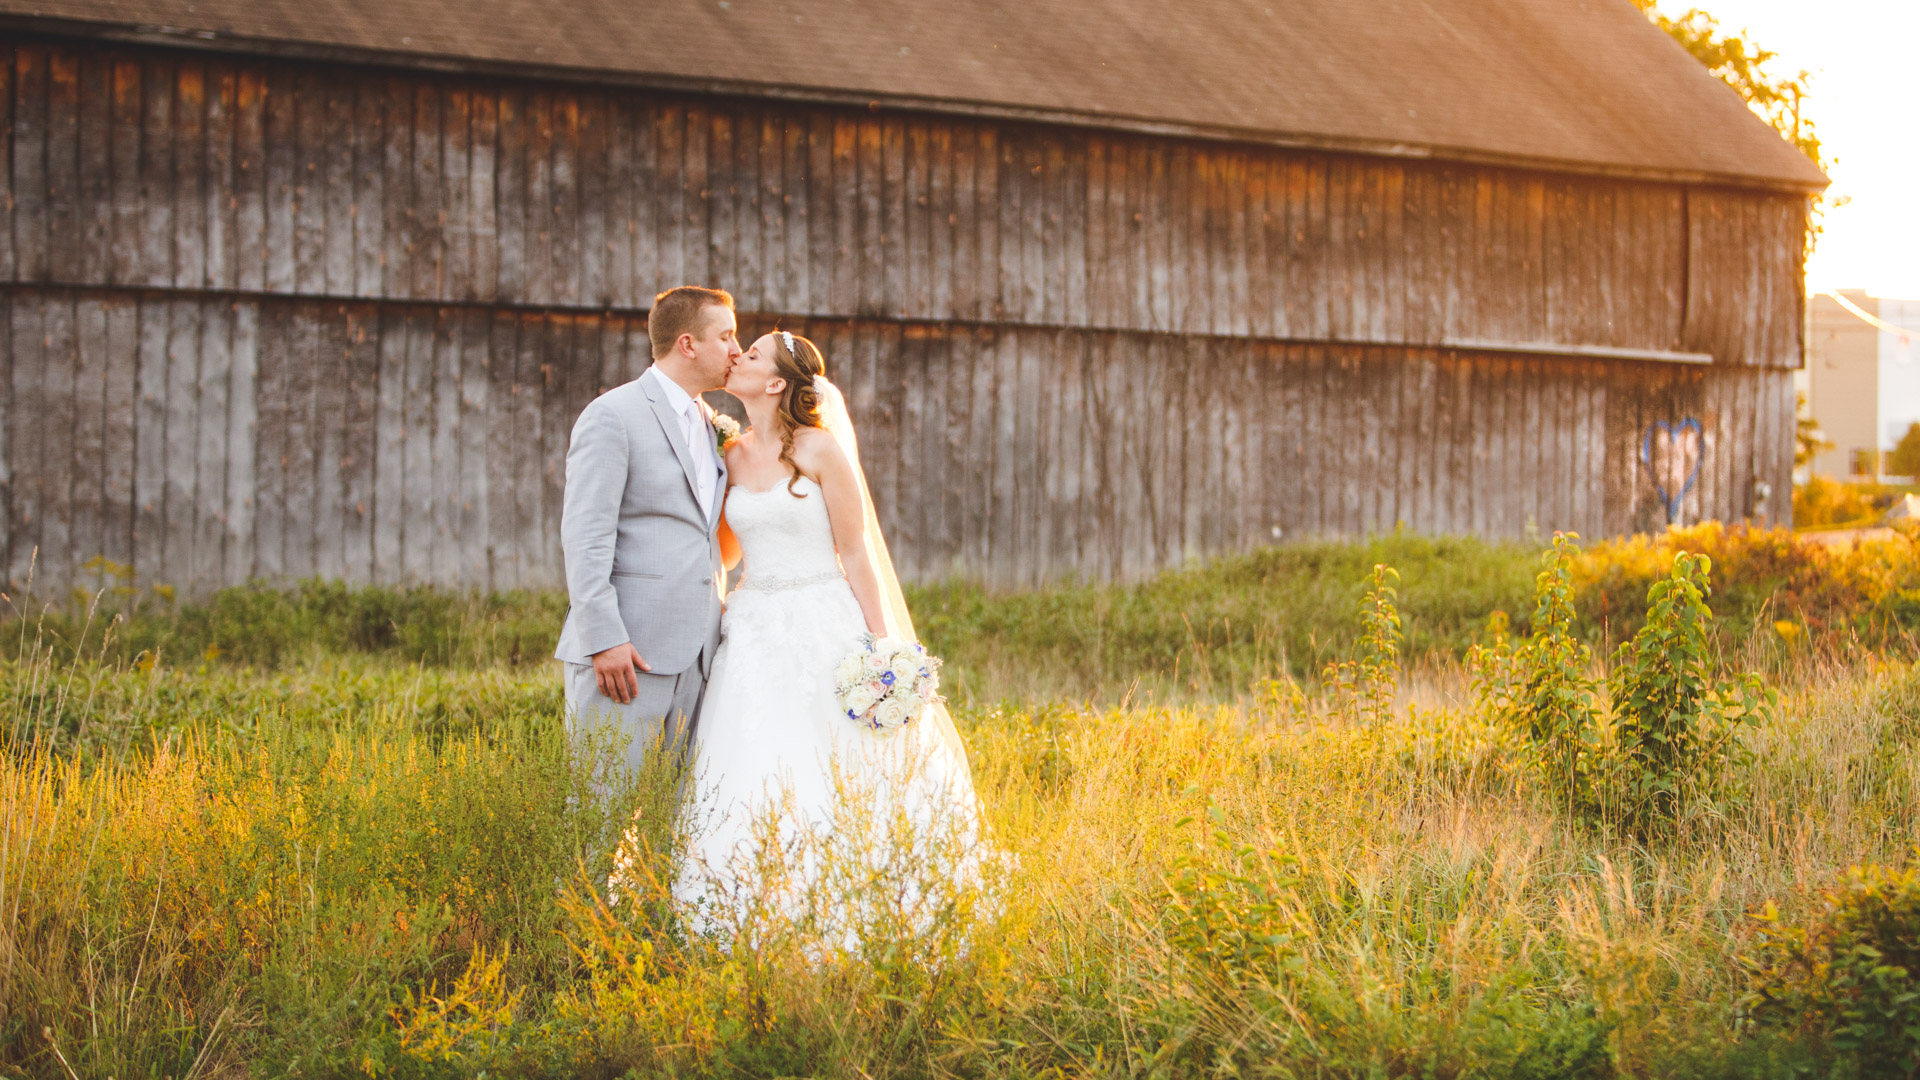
[554,367,727,675]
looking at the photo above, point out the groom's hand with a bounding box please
[591,642,651,704]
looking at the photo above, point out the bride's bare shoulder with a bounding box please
[791,425,841,457]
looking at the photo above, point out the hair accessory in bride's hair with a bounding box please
[779,330,796,357]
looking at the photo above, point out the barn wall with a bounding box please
[2,286,1794,594]
[0,39,1804,365]
[0,36,1807,595]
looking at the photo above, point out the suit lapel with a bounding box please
[641,369,705,512]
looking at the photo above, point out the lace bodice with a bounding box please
[725,475,843,588]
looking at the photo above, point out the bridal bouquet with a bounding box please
[833,634,942,733]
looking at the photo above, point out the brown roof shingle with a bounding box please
[0,0,1829,191]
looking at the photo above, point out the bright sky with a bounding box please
[1672,0,1920,300]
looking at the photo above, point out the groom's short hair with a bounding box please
[649,286,735,358]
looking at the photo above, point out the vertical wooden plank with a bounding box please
[380,75,413,299]
[485,310,519,589]
[6,296,39,586]
[458,307,491,585]
[948,122,977,321]
[101,296,138,569]
[233,67,266,294]
[965,324,997,578]
[322,73,355,296]
[705,106,741,308]
[430,308,463,582]
[203,63,237,292]
[75,52,111,286]
[443,86,475,303]
[18,47,58,284]
[372,304,407,582]
[826,114,857,313]
[283,301,318,577]
[860,117,888,315]
[976,125,1002,323]
[172,60,206,289]
[605,94,635,307]
[412,80,445,300]
[494,85,526,302]
[399,307,435,580]
[250,301,288,580]
[782,110,811,315]
[1226,151,1253,338]
[291,69,324,294]
[757,110,785,313]
[549,91,586,307]
[512,312,546,586]
[652,102,686,291]
[107,58,142,286]
[681,103,711,288]
[904,119,930,318]
[0,46,16,283]
[69,298,109,583]
[12,47,51,283]
[36,294,76,587]
[469,88,499,302]
[224,300,258,584]
[193,299,232,594]
[337,304,376,581]
[1084,136,1110,330]
[349,78,384,298]
[261,63,294,293]
[311,302,346,582]
[1038,133,1067,328]
[159,298,198,590]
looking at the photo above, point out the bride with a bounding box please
[670,330,984,939]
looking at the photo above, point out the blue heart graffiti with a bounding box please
[1642,418,1704,525]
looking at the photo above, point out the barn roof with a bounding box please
[0,0,1829,192]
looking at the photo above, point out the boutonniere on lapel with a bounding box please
[713,412,742,455]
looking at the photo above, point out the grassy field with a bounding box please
[5,527,1920,1078]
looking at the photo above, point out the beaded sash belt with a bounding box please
[733,569,843,594]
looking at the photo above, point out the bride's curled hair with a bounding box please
[770,330,827,496]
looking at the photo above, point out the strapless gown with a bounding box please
[672,474,982,939]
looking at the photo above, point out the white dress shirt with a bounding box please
[646,367,722,520]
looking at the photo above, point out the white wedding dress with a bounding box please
[673,471,984,940]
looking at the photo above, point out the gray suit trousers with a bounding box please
[563,656,707,784]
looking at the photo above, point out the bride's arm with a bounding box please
[806,432,889,636]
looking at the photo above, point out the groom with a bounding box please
[555,285,740,781]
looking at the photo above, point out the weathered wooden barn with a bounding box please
[0,0,1825,596]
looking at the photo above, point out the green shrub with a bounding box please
[1321,563,1403,725]
[1744,861,1920,1076]
[1473,534,1601,816]
[1606,552,1773,833]
[1794,476,1890,530]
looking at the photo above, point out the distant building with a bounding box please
[1805,292,1920,480]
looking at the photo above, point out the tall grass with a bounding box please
[5,528,1920,1076]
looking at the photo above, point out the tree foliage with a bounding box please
[1632,1,1825,170]
[1888,422,1920,479]
[1632,2,1834,248]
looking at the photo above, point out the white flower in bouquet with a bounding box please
[873,697,911,730]
[847,684,880,715]
[898,691,924,720]
[834,654,863,687]
[875,635,907,654]
[863,650,890,674]
[887,653,920,685]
